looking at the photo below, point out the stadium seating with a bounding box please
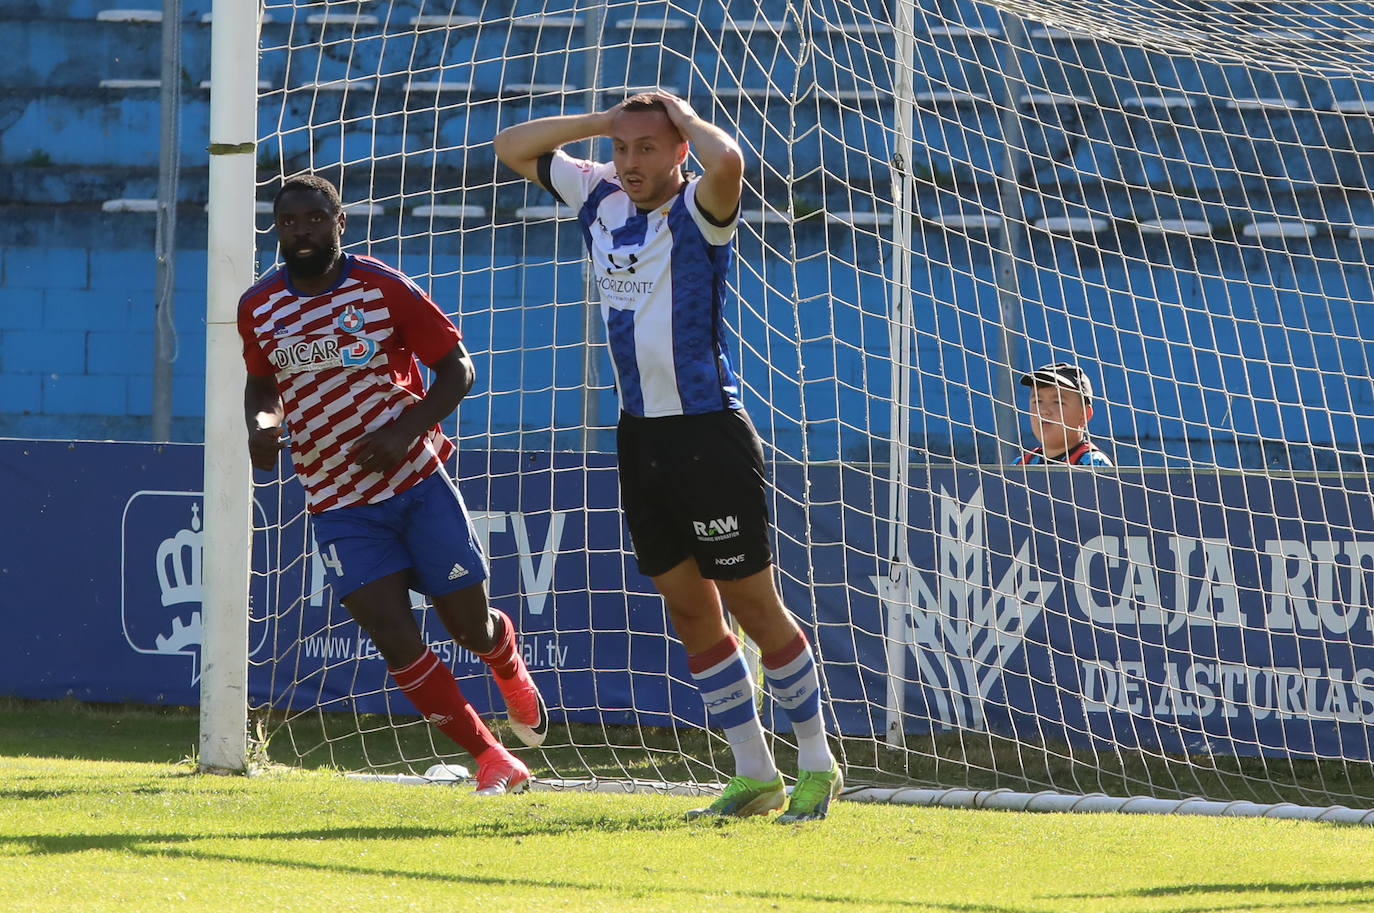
[0,0,1371,464]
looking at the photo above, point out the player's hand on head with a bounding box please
[600,98,628,130]
[247,426,287,471]
[655,92,697,125]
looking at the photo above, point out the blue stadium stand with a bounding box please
[2,0,1373,458]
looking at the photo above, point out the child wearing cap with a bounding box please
[1013,362,1114,466]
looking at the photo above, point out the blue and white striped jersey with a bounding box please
[543,149,742,417]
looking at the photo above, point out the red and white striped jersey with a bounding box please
[237,253,462,513]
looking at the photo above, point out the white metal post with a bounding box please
[884,0,919,747]
[199,0,261,772]
[991,12,1031,463]
[581,2,606,452]
[151,0,182,442]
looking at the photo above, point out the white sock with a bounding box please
[763,632,835,772]
[724,719,779,782]
[690,634,780,783]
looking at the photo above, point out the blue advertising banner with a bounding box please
[4,441,219,702]
[249,449,699,727]
[4,440,1371,761]
[3,441,279,705]
[815,468,1374,761]
[0,441,697,725]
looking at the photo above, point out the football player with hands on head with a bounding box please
[1013,361,1114,466]
[239,174,548,795]
[494,92,843,822]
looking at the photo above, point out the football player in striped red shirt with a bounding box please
[239,174,548,794]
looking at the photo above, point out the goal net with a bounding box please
[212,0,1374,812]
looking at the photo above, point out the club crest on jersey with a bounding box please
[335,305,377,365]
[336,304,366,333]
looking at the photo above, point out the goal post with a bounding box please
[198,0,261,773]
[202,0,1374,814]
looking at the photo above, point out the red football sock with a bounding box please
[389,648,498,759]
[477,609,521,680]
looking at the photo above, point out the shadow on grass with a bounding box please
[1052,878,1374,913]
[1089,879,1374,898]
[0,824,1022,912]
[1,815,681,851]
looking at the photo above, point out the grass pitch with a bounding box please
[3,699,1374,913]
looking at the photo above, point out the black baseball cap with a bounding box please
[1019,362,1093,405]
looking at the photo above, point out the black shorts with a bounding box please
[617,408,774,580]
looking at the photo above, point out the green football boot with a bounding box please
[776,762,844,823]
[685,774,786,820]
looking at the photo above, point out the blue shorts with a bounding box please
[310,470,489,601]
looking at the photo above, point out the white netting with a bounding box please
[237,0,1374,809]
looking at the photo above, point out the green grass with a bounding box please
[4,699,1374,912]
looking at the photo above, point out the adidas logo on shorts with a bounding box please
[448,563,468,581]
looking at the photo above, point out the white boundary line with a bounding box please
[342,772,1374,823]
[843,786,1374,825]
